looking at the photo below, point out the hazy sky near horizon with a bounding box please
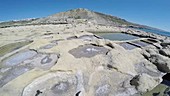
[0,0,170,31]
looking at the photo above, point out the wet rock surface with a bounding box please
[40,44,57,49]
[2,50,37,67]
[95,84,111,96]
[41,56,52,64]
[132,41,150,47]
[0,65,32,88]
[51,82,69,94]
[119,42,138,50]
[23,53,60,70]
[22,72,77,96]
[69,44,109,58]
[78,35,98,41]
[0,50,59,89]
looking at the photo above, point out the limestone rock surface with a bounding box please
[0,24,170,96]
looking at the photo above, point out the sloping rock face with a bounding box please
[0,24,170,96]
[32,8,134,26]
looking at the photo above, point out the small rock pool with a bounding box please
[95,32,139,41]
[94,32,152,50]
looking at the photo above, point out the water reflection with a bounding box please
[95,32,139,41]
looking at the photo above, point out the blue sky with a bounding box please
[0,0,170,31]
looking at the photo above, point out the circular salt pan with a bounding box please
[0,65,32,88]
[69,45,109,58]
[22,72,77,96]
[23,53,59,70]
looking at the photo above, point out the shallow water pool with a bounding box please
[95,32,139,41]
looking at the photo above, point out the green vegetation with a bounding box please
[142,84,170,96]
[0,41,32,57]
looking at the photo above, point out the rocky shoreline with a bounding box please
[0,23,170,96]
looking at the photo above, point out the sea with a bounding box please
[135,28,170,37]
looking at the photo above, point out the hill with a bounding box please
[0,8,148,28]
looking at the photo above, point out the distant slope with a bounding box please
[0,18,39,28]
[0,8,160,30]
[32,8,137,26]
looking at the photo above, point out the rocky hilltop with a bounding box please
[32,8,134,26]
[0,8,170,96]
[0,8,148,28]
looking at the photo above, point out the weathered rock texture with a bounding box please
[0,23,170,96]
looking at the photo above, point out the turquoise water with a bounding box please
[95,33,139,41]
[136,28,170,37]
